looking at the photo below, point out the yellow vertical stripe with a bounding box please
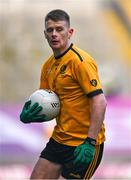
[88,145,100,179]
[84,145,100,179]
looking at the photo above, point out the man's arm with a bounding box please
[88,93,107,139]
[73,93,107,165]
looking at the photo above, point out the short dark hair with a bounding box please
[45,9,70,27]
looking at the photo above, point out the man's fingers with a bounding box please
[30,102,39,112]
[33,114,47,122]
[74,147,81,157]
[31,106,43,115]
[24,100,31,109]
[74,154,83,164]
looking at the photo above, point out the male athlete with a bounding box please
[20,9,107,179]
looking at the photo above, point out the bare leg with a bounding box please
[30,158,62,179]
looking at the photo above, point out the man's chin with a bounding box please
[50,44,61,50]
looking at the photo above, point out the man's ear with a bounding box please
[68,28,74,39]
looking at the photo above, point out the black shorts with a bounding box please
[40,138,104,179]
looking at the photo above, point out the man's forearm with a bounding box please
[88,94,107,139]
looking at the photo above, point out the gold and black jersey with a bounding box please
[40,44,105,146]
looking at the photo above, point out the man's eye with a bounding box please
[46,28,53,33]
[56,27,63,32]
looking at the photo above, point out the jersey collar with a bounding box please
[54,43,73,59]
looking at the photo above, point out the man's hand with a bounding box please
[20,100,47,123]
[74,137,96,165]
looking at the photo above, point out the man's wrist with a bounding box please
[85,137,96,146]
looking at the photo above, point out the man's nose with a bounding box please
[52,29,57,36]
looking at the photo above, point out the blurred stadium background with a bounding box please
[0,0,131,179]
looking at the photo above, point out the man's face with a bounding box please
[44,19,73,52]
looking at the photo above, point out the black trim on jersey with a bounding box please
[87,89,103,98]
[71,47,83,62]
[55,43,73,59]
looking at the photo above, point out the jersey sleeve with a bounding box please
[39,62,49,89]
[73,59,103,97]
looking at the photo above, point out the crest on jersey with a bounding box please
[90,79,97,87]
[60,65,67,74]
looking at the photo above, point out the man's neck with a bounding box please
[53,42,72,57]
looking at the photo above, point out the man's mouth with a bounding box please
[51,40,59,44]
